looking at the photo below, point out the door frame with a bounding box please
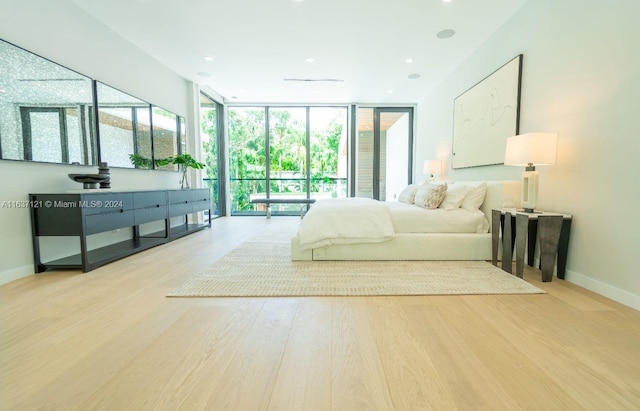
[351,105,414,200]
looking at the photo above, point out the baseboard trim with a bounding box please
[0,265,34,286]
[564,269,640,311]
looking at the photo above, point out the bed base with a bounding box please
[291,233,495,261]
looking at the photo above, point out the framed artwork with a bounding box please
[452,54,523,169]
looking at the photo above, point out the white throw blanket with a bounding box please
[297,198,395,250]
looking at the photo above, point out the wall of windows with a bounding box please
[199,102,413,218]
[227,106,348,216]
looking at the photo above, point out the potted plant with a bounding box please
[170,154,205,189]
[129,153,205,189]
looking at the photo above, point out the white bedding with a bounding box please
[292,181,522,261]
[297,197,395,250]
[297,197,490,251]
[385,201,489,233]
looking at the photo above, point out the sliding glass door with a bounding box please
[310,107,348,200]
[200,92,225,218]
[355,107,413,200]
[268,107,307,214]
[228,107,267,214]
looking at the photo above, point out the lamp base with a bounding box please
[521,168,539,212]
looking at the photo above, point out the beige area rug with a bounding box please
[168,221,545,298]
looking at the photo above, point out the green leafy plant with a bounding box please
[169,154,205,189]
[129,153,156,169]
[129,153,205,188]
[129,153,204,170]
[169,154,205,171]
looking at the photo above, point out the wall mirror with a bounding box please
[1,38,187,171]
[96,82,152,169]
[0,39,96,165]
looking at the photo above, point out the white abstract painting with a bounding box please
[452,55,522,169]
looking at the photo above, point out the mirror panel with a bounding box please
[96,82,151,169]
[151,106,179,171]
[0,39,95,164]
[179,116,186,155]
[134,106,153,169]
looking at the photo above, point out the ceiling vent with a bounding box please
[283,78,344,83]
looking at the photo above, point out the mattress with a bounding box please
[385,201,489,234]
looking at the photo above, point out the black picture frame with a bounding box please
[452,54,523,169]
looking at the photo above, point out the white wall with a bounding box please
[416,0,640,309]
[385,114,410,201]
[0,0,190,284]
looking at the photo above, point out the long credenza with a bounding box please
[29,189,211,273]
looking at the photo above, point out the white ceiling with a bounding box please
[72,0,528,104]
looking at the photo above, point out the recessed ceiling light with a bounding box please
[436,29,456,39]
[305,57,315,63]
[197,71,211,78]
[387,90,393,94]
[443,0,452,3]
[405,58,413,64]
[204,56,213,62]
[408,73,421,80]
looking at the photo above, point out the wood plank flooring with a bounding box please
[1,217,639,410]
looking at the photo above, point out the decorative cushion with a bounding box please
[460,181,488,212]
[438,184,468,210]
[414,183,447,209]
[398,184,420,204]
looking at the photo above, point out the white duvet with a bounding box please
[385,201,489,233]
[297,198,395,250]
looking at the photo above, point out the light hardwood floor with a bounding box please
[1,217,639,410]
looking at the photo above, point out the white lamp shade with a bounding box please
[504,132,558,166]
[423,159,442,175]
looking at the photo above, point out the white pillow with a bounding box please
[414,183,447,209]
[438,184,468,210]
[460,181,487,212]
[398,184,420,204]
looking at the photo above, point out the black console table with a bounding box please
[30,189,211,273]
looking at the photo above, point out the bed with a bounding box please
[291,180,521,261]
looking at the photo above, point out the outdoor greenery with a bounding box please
[201,104,219,214]
[201,107,345,213]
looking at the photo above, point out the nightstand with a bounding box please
[492,209,572,282]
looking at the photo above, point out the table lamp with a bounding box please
[504,132,557,213]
